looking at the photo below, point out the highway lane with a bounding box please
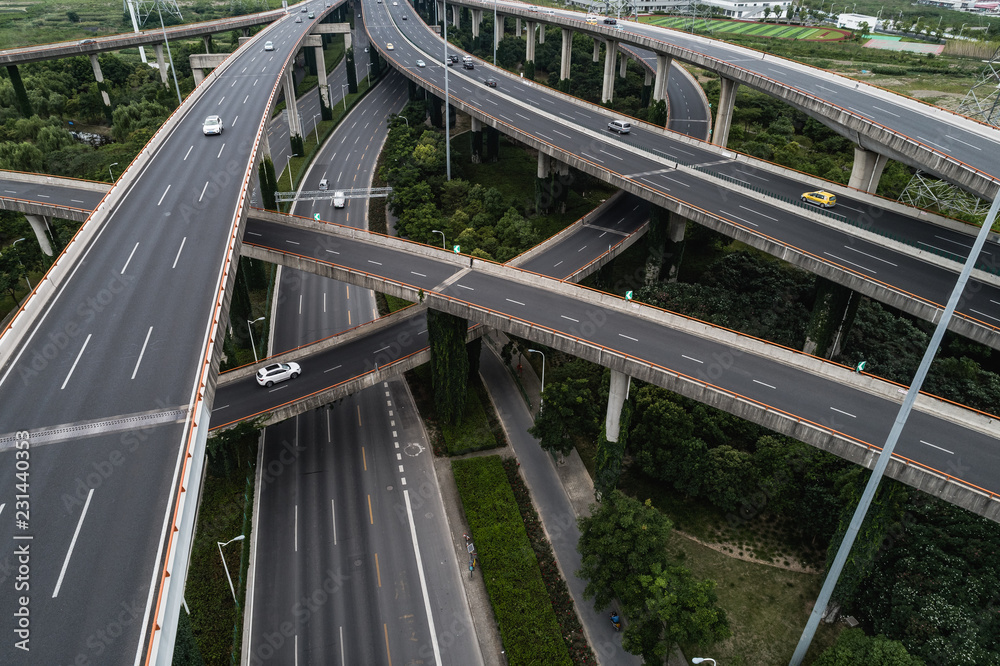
[0,5,343,662]
[242,72,481,665]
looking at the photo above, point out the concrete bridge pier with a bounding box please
[559,29,572,85]
[536,151,551,212]
[605,370,631,443]
[602,39,617,103]
[260,129,272,160]
[646,206,686,283]
[203,35,212,54]
[25,215,54,256]
[618,52,628,78]
[471,9,482,38]
[592,38,601,63]
[653,53,671,102]
[283,68,304,140]
[5,65,31,117]
[190,53,227,86]
[451,5,460,27]
[305,35,330,108]
[495,14,505,43]
[470,116,483,163]
[525,21,536,62]
[89,54,111,108]
[849,146,889,193]
[516,17,521,36]
[713,75,738,147]
[154,44,169,87]
[538,23,545,44]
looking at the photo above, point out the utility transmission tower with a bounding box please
[125,0,183,26]
[958,44,1000,127]
[899,171,993,220]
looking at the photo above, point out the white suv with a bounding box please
[256,362,301,387]
[202,115,224,135]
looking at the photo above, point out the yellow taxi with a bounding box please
[801,190,837,208]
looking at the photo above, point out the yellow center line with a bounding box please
[375,552,382,587]
[367,493,374,524]
[383,623,392,666]
[346,285,350,299]
[348,309,352,325]
[362,445,367,470]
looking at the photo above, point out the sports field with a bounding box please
[641,15,851,41]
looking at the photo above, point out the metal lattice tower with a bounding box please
[899,171,992,220]
[958,45,1000,127]
[124,0,183,26]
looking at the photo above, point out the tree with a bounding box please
[622,562,730,662]
[813,629,923,666]
[577,491,674,609]
[258,157,277,210]
[528,377,594,457]
[428,309,469,425]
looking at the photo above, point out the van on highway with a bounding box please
[607,119,631,134]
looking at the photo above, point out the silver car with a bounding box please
[256,362,301,387]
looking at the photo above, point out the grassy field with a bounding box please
[643,15,851,41]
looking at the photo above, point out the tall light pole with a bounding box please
[432,229,445,248]
[312,113,320,143]
[11,238,31,290]
[692,660,717,666]
[442,0,452,181]
[248,317,265,363]
[365,61,372,84]
[528,348,545,407]
[217,535,245,605]
[341,83,349,110]
[286,153,299,190]
[493,0,498,66]
[109,162,119,181]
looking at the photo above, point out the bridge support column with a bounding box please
[470,116,483,163]
[645,206,686,283]
[713,75,738,147]
[642,68,653,108]
[485,126,500,162]
[593,38,601,62]
[260,129,272,160]
[436,1,443,22]
[315,45,330,108]
[525,21,536,62]
[804,278,860,358]
[653,53,671,102]
[536,151,551,213]
[618,51,628,78]
[154,44,169,87]
[451,5,460,27]
[5,65,32,117]
[605,370,630,443]
[559,29,572,91]
[89,54,111,108]
[25,215,53,256]
[283,68,303,140]
[553,160,571,213]
[471,9,482,38]
[193,67,206,86]
[601,39,617,103]
[849,146,889,193]
[203,34,212,54]
[495,14,504,43]
[344,31,352,51]
[538,23,545,44]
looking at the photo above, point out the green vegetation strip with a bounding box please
[452,456,572,666]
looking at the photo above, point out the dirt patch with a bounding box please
[674,529,822,574]
[905,89,966,111]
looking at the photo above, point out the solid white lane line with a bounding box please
[247,231,262,236]
[61,334,92,390]
[323,292,327,313]
[157,184,171,206]
[331,499,338,546]
[285,240,300,245]
[871,105,899,118]
[946,134,982,151]
[411,271,426,277]
[172,236,191,272]
[619,333,638,341]
[920,439,955,455]
[121,242,139,274]
[232,115,238,127]
[842,246,898,266]
[299,294,303,315]
[823,252,876,274]
[326,249,340,255]
[243,95,249,103]
[753,379,777,389]
[404,490,442,664]
[374,346,391,353]
[217,143,226,158]
[506,298,525,306]
[561,315,579,322]
[294,504,298,552]
[340,627,345,666]
[553,260,563,267]
[577,245,588,252]
[830,407,857,418]
[682,354,703,363]
[217,96,225,106]
[52,487,93,598]
[368,259,382,265]
[198,181,209,202]
[739,205,778,221]
[131,326,154,380]
[457,284,474,290]
[324,364,343,373]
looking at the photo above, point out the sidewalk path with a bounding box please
[478,342,643,665]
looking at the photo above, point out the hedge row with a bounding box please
[452,456,571,666]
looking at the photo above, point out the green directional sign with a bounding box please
[855,360,866,373]
[453,245,460,254]
[625,291,633,301]
[314,213,321,221]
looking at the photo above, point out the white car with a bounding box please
[202,115,224,135]
[392,1,398,4]
[415,59,426,67]
[256,362,301,387]
[264,41,274,51]
[386,42,394,50]
[333,191,346,208]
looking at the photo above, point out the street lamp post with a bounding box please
[109,162,119,181]
[431,229,445,248]
[400,116,409,127]
[493,0,498,66]
[365,61,372,84]
[442,0,451,181]
[341,83,349,110]
[312,113,320,143]
[692,659,717,666]
[248,317,265,363]
[217,535,246,605]
[286,153,299,190]
[11,238,31,290]
[528,348,545,407]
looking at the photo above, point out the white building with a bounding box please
[835,12,880,30]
